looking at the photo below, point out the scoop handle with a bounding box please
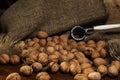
[93,24,120,30]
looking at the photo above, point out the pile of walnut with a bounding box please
[0,31,120,80]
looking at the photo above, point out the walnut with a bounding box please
[91,51,100,59]
[81,63,92,70]
[49,54,59,63]
[99,48,107,57]
[69,61,81,75]
[39,39,46,46]
[49,62,59,73]
[32,43,40,50]
[83,67,95,75]
[0,53,10,64]
[6,72,21,80]
[36,72,51,80]
[74,74,88,80]
[87,40,95,44]
[38,31,48,39]
[59,55,68,62]
[38,52,49,65]
[31,62,43,72]
[96,40,106,47]
[27,41,35,47]
[19,65,33,76]
[67,53,75,61]
[32,37,40,43]
[97,65,107,76]
[93,58,107,66]
[78,41,86,46]
[21,49,30,58]
[88,44,96,48]
[59,49,68,55]
[25,58,35,65]
[60,61,69,73]
[52,35,60,44]
[111,61,120,70]
[108,65,119,77]
[46,46,55,54]
[88,72,101,80]
[10,55,20,64]
[28,50,39,61]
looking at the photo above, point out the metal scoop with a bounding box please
[70,24,120,41]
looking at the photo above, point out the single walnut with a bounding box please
[31,62,43,72]
[78,41,86,46]
[88,72,101,80]
[39,39,46,46]
[75,52,85,59]
[38,52,48,65]
[71,49,79,53]
[96,47,102,52]
[96,40,106,47]
[38,31,48,39]
[111,61,120,70]
[19,65,33,76]
[10,55,20,64]
[60,61,69,73]
[46,46,55,54]
[60,34,68,42]
[32,43,40,50]
[32,37,40,43]
[67,53,75,61]
[52,35,60,44]
[63,45,71,51]
[69,61,78,75]
[21,49,30,58]
[83,47,94,56]
[38,47,45,52]
[49,54,59,63]
[99,48,107,57]
[91,51,100,59]
[0,53,10,64]
[36,72,51,80]
[28,50,39,61]
[77,45,87,51]
[25,58,35,65]
[83,67,95,76]
[27,41,35,47]
[81,63,92,70]
[74,74,88,80]
[93,58,107,66]
[47,37,52,42]
[88,43,96,48]
[6,72,21,80]
[87,40,95,44]
[53,51,61,58]
[49,62,59,73]
[108,65,119,77]
[97,65,107,76]
[47,41,56,47]
[69,61,81,75]
[60,49,68,55]
[59,55,68,62]
[68,39,78,48]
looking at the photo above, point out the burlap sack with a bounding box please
[0,0,107,53]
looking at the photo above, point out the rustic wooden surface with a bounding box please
[0,0,120,80]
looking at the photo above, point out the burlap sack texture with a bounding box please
[86,0,120,41]
[0,0,107,53]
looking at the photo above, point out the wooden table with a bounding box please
[1,63,120,80]
[0,0,120,80]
